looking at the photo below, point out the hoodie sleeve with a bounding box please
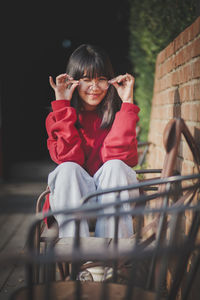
[45,100,85,165]
[101,102,140,167]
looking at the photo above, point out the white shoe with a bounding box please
[78,262,113,282]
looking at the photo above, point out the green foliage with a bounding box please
[129,0,198,141]
[133,162,148,180]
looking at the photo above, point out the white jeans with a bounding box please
[48,159,139,238]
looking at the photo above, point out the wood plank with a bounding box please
[0,213,34,300]
[0,214,24,251]
[0,215,9,229]
[109,238,135,252]
[54,237,112,258]
[12,281,158,300]
[54,237,136,260]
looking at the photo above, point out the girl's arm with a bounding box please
[46,74,84,165]
[100,102,140,167]
[101,74,139,167]
[46,100,85,166]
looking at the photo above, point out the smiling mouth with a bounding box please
[87,94,101,98]
[87,93,101,95]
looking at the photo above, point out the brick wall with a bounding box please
[147,17,200,175]
[146,17,200,300]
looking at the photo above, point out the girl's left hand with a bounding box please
[109,73,135,103]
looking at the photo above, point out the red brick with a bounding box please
[157,50,166,65]
[175,33,184,52]
[152,107,159,119]
[191,58,200,79]
[175,48,185,67]
[191,37,200,58]
[181,103,190,120]
[191,17,200,40]
[166,105,174,118]
[160,89,176,104]
[179,69,184,84]
[181,161,194,175]
[183,26,191,45]
[163,59,173,76]
[159,64,165,78]
[179,85,190,102]
[190,103,199,121]
[153,79,159,93]
[182,102,199,122]
[179,65,192,84]
[183,43,193,64]
[154,79,160,93]
[183,142,194,161]
[166,74,173,89]
[168,89,176,104]
[194,82,200,99]
[165,41,175,59]
[189,83,200,101]
[172,71,179,86]
[156,65,162,79]
[197,102,200,121]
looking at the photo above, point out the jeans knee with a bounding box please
[58,162,82,174]
[50,162,83,186]
[103,159,128,173]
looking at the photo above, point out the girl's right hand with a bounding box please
[49,74,79,101]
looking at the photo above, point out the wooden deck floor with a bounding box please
[0,181,46,300]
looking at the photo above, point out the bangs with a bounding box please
[80,56,110,79]
[66,44,114,80]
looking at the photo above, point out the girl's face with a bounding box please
[77,75,109,111]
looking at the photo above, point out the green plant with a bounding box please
[129,0,197,141]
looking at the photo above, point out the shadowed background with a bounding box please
[1,0,130,180]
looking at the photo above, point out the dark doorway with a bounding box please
[1,0,131,180]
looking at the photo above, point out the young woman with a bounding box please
[44,44,140,239]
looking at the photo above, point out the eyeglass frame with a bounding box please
[78,76,111,90]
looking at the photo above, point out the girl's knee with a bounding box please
[58,162,82,174]
[103,159,125,171]
[95,159,138,188]
[49,162,83,188]
[102,159,133,175]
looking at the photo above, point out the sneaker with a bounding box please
[78,269,94,282]
[86,265,106,282]
[103,266,113,282]
[77,261,111,282]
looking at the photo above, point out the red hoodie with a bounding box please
[43,100,140,214]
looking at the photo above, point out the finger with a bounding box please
[115,74,134,85]
[66,74,74,81]
[117,74,131,83]
[125,73,135,82]
[49,76,56,89]
[66,80,79,88]
[70,81,79,93]
[110,81,119,89]
[56,73,68,83]
[108,75,123,84]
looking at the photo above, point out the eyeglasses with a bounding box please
[79,77,110,90]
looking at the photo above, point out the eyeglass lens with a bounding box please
[80,79,109,90]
